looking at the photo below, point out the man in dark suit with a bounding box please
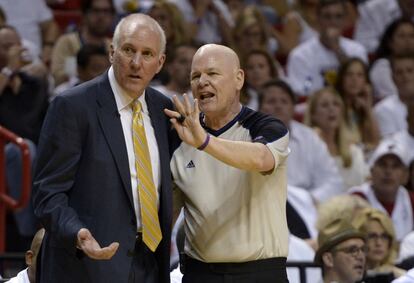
[32,13,173,283]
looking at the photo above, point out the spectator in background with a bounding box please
[0,8,49,80]
[0,0,59,64]
[232,5,278,58]
[53,44,110,98]
[51,0,114,86]
[147,1,190,54]
[349,139,414,241]
[276,0,319,56]
[259,79,344,202]
[354,0,414,53]
[370,19,414,100]
[152,44,197,102]
[0,25,47,249]
[147,1,192,86]
[374,54,414,137]
[316,194,371,232]
[6,228,45,283]
[0,25,49,145]
[393,268,414,283]
[392,88,414,190]
[241,49,280,110]
[335,58,380,151]
[353,208,406,280]
[314,218,366,283]
[287,0,367,97]
[169,0,234,45]
[305,87,369,189]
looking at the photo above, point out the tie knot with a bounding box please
[132,99,142,114]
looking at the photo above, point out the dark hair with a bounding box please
[335,57,370,96]
[0,24,17,33]
[375,18,414,59]
[77,44,108,69]
[82,0,115,14]
[317,0,347,14]
[390,53,414,71]
[258,79,296,108]
[242,49,278,80]
[165,42,199,65]
[0,7,6,23]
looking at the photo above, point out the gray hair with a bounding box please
[112,13,166,55]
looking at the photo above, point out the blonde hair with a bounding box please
[305,87,353,168]
[352,208,398,265]
[233,5,269,53]
[149,1,190,47]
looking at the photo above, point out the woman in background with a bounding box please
[353,208,406,279]
[306,87,369,189]
[335,58,380,152]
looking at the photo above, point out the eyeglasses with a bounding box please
[332,245,367,257]
[367,233,391,242]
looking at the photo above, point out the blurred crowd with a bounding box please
[1,0,414,282]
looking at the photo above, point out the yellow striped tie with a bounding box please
[131,100,162,252]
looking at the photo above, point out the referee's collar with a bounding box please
[201,106,247,136]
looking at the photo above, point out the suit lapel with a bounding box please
[95,74,134,209]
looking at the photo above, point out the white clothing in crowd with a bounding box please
[353,0,405,53]
[0,0,53,57]
[334,144,369,190]
[169,0,234,44]
[391,130,414,165]
[5,268,30,283]
[370,58,398,100]
[287,235,322,283]
[392,268,414,283]
[288,121,344,202]
[287,37,367,97]
[374,94,407,138]
[349,183,413,241]
[287,185,318,239]
[398,231,414,263]
[288,11,318,45]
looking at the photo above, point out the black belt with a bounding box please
[183,255,287,274]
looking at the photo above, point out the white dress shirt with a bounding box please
[287,37,367,97]
[108,67,161,230]
[288,121,344,202]
[374,94,408,138]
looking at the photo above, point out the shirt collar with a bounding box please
[108,66,148,113]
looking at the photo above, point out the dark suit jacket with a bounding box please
[32,72,173,283]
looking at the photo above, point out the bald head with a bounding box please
[112,13,166,54]
[194,44,241,71]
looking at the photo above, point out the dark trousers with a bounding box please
[182,256,289,283]
[128,234,159,283]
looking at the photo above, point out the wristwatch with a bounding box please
[1,67,13,79]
